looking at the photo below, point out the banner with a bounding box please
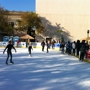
[0,42,8,47]
[13,36,19,42]
[18,42,26,48]
[3,36,9,42]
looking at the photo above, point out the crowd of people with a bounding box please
[60,40,90,61]
[41,39,90,62]
[3,39,90,65]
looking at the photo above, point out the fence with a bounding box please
[0,41,60,50]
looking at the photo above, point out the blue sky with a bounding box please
[0,0,35,12]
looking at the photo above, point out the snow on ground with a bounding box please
[0,48,90,90]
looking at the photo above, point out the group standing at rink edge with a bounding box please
[3,39,90,65]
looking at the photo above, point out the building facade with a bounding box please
[36,0,90,41]
[0,11,25,41]
[8,11,22,28]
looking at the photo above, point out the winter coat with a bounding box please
[80,45,86,53]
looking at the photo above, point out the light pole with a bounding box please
[10,22,14,43]
[87,30,89,38]
[32,26,36,42]
[27,26,36,42]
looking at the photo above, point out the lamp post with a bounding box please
[32,26,36,42]
[27,26,36,42]
[87,30,89,38]
[10,22,14,43]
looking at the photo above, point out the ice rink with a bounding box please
[0,48,90,90]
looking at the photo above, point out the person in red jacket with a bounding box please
[3,40,16,65]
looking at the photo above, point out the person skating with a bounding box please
[3,40,16,65]
[28,42,33,56]
[46,41,50,53]
[41,40,45,51]
[51,40,55,49]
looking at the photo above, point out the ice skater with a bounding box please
[28,42,33,56]
[3,40,17,65]
[46,41,50,53]
[41,40,45,51]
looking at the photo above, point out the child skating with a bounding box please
[28,42,33,56]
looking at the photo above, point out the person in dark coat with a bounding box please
[46,41,50,53]
[28,42,33,56]
[60,41,65,54]
[41,40,45,51]
[51,40,55,49]
[76,40,81,56]
[67,41,72,54]
[3,40,16,65]
[79,45,86,61]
